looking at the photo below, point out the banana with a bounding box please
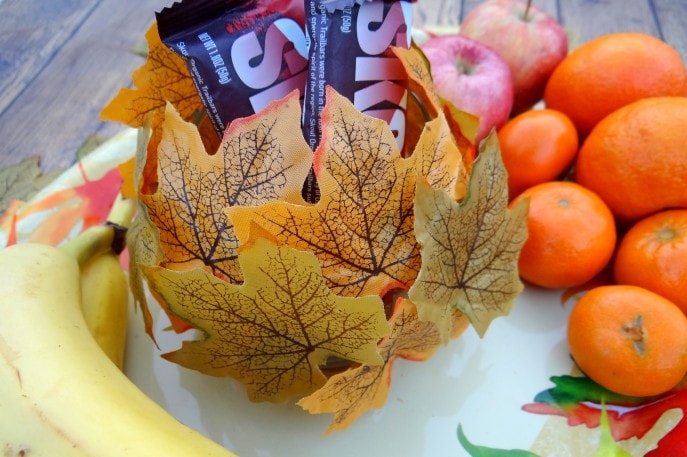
[78,193,137,370]
[79,250,129,370]
[0,237,238,456]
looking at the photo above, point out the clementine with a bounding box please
[498,108,578,199]
[614,209,687,315]
[567,284,687,397]
[575,96,687,224]
[544,32,687,137]
[512,181,616,289]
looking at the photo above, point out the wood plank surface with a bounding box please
[1,0,685,176]
[653,0,687,59]
[0,0,98,114]
[0,0,169,174]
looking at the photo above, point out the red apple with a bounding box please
[460,0,568,114]
[420,34,513,144]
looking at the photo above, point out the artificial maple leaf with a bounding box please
[127,202,167,342]
[393,45,478,171]
[138,92,312,282]
[117,157,137,199]
[413,113,469,201]
[100,23,201,136]
[145,236,390,403]
[298,298,468,433]
[524,375,687,456]
[100,23,206,189]
[409,133,528,341]
[0,156,60,214]
[229,88,464,298]
[392,45,442,121]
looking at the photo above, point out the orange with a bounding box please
[574,96,687,224]
[614,209,687,315]
[544,32,687,137]
[498,108,578,199]
[512,181,616,289]
[567,285,687,397]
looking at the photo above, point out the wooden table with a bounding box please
[1,0,685,176]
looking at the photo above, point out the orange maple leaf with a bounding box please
[146,236,390,403]
[100,23,212,192]
[298,298,468,433]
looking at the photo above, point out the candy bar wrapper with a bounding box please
[320,0,416,13]
[302,0,413,155]
[156,0,308,138]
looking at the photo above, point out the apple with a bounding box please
[460,0,568,114]
[420,34,514,144]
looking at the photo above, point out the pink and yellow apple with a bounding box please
[460,0,568,114]
[420,34,514,144]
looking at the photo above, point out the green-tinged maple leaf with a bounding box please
[298,298,468,433]
[127,124,165,340]
[138,92,312,282]
[409,133,528,340]
[0,157,60,214]
[145,236,390,403]
[229,88,466,298]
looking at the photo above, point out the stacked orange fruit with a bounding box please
[497,32,687,397]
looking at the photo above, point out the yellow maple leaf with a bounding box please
[145,236,390,403]
[229,88,465,298]
[127,202,166,341]
[413,113,469,201]
[298,298,468,433]
[409,133,528,341]
[138,91,312,281]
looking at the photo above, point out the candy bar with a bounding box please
[156,0,308,137]
[302,0,413,152]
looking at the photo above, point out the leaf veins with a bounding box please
[298,298,468,433]
[229,88,466,298]
[139,93,312,282]
[409,133,528,341]
[146,237,390,403]
[100,23,202,147]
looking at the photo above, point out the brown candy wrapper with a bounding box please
[156,0,308,137]
[156,0,413,203]
[302,0,413,154]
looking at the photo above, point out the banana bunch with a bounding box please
[0,197,239,456]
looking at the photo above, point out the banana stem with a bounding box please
[60,225,116,267]
[60,191,138,265]
[106,193,138,230]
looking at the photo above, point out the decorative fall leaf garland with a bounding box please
[102,23,527,432]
